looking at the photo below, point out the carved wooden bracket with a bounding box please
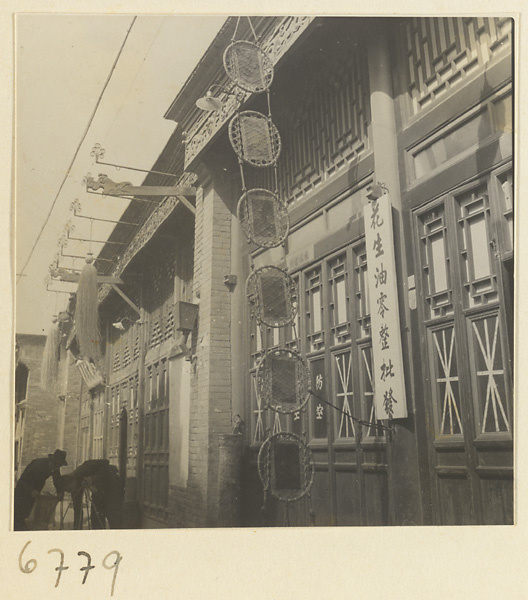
[84,173,196,198]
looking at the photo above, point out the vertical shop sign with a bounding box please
[364,195,407,419]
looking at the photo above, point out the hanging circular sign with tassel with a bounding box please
[223,40,274,93]
[258,432,314,502]
[256,348,310,414]
[237,189,289,248]
[246,265,298,328]
[229,111,282,167]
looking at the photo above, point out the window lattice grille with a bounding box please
[164,310,174,341]
[430,326,463,436]
[353,244,371,338]
[112,348,121,373]
[249,35,370,204]
[400,17,512,116]
[471,314,509,434]
[456,190,498,307]
[418,203,454,319]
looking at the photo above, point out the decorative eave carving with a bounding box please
[98,170,198,304]
[184,16,315,169]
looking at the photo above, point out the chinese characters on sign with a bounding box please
[364,194,407,419]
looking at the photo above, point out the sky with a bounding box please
[15,14,225,335]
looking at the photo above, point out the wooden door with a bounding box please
[301,247,390,526]
[412,168,513,525]
[143,359,170,522]
[249,241,390,526]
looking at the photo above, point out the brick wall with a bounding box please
[167,171,234,527]
[63,354,83,468]
[16,335,60,472]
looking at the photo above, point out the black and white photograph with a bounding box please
[13,13,515,530]
[5,5,525,599]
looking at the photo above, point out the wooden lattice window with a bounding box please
[251,372,266,444]
[418,202,453,319]
[122,340,131,368]
[428,325,463,436]
[469,312,510,434]
[398,17,512,117]
[329,254,351,346]
[249,240,389,446]
[414,175,512,440]
[456,188,498,307]
[92,389,104,460]
[305,267,324,352]
[164,309,174,341]
[353,244,371,338]
[496,170,514,255]
[108,385,121,460]
[333,351,355,439]
[283,277,300,351]
[359,344,384,438]
[127,375,139,465]
[149,312,163,349]
[251,26,371,204]
[112,346,121,373]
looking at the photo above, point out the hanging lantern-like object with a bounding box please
[223,40,274,93]
[229,111,281,167]
[246,265,298,328]
[257,432,314,503]
[237,188,289,248]
[256,348,310,414]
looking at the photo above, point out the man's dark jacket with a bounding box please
[66,460,124,529]
[14,458,61,530]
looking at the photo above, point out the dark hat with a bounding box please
[48,449,68,467]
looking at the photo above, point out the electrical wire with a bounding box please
[16,16,137,284]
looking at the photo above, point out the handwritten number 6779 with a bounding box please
[18,541,122,596]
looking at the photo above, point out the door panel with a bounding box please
[311,467,334,526]
[412,170,513,525]
[437,474,475,525]
[335,467,362,526]
[248,242,391,526]
[478,476,513,524]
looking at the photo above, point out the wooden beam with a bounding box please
[176,195,196,215]
[110,284,141,316]
[55,273,124,284]
[97,276,125,284]
[119,185,196,197]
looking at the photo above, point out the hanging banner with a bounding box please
[364,194,407,420]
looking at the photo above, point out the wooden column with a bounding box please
[366,19,423,525]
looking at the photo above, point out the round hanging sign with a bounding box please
[246,265,298,328]
[256,347,310,414]
[223,40,274,93]
[257,432,315,502]
[229,111,281,168]
[237,188,290,248]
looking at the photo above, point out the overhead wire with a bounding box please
[16,16,137,284]
[102,16,166,148]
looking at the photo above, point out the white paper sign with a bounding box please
[364,194,407,420]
